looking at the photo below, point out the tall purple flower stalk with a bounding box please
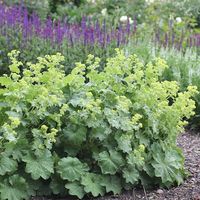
[153,17,200,50]
[2,3,200,51]
[0,3,136,49]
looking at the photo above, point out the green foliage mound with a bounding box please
[0,50,197,199]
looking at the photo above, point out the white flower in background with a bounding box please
[120,16,128,22]
[101,8,107,16]
[87,0,96,3]
[129,17,134,24]
[146,0,155,4]
[120,16,133,24]
[176,17,182,24]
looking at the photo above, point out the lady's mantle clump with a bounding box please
[0,49,197,199]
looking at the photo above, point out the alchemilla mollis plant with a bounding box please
[0,49,197,199]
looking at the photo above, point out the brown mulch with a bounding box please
[32,131,200,200]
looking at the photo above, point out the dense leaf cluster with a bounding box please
[0,50,197,199]
[125,43,200,127]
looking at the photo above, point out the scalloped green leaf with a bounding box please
[65,181,85,199]
[0,154,17,175]
[100,175,122,195]
[0,175,29,200]
[115,134,132,153]
[81,173,105,197]
[23,150,54,180]
[63,124,87,146]
[96,150,124,175]
[57,157,89,181]
[151,144,185,185]
[122,167,139,184]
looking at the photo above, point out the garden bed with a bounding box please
[1,1,200,200]
[32,131,200,200]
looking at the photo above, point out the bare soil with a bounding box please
[32,131,200,200]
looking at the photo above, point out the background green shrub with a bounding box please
[4,0,200,28]
[3,0,50,19]
[0,50,197,199]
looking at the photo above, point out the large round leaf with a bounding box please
[57,157,89,181]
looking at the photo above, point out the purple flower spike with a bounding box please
[0,3,141,53]
[23,8,29,39]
